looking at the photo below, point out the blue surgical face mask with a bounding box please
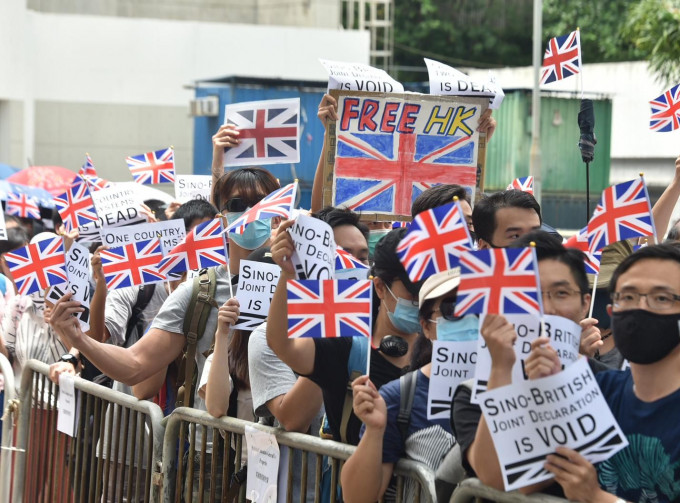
[226,211,271,250]
[368,229,391,257]
[384,284,421,334]
[434,315,479,342]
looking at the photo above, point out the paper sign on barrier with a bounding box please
[472,314,581,403]
[290,215,336,280]
[245,425,280,503]
[57,374,80,437]
[479,358,628,491]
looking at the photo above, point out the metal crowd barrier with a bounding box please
[162,407,437,503]
[11,360,166,503]
[0,353,16,503]
[450,478,570,503]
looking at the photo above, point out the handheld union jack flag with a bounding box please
[335,247,369,271]
[454,247,542,317]
[587,177,655,254]
[649,84,680,132]
[287,279,372,338]
[506,176,534,195]
[226,182,297,234]
[79,154,97,178]
[5,192,41,219]
[564,226,601,275]
[224,98,300,167]
[53,176,99,232]
[158,218,228,276]
[4,236,67,295]
[126,147,175,185]
[100,238,167,289]
[397,200,472,282]
[541,30,581,85]
[333,129,477,216]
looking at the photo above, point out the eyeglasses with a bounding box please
[541,288,582,303]
[221,196,265,214]
[611,290,680,311]
[432,297,460,321]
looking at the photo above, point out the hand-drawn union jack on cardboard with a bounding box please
[224,98,300,167]
[324,91,487,219]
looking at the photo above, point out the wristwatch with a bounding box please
[59,353,80,368]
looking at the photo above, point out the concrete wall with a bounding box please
[27,0,341,28]
[0,0,368,182]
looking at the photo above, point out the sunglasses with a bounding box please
[437,297,460,321]
[221,196,264,213]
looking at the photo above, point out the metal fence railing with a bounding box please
[11,360,166,503]
[450,477,570,503]
[162,407,438,503]
[0,353,16,503]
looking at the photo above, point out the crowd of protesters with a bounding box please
[1,92,680,503]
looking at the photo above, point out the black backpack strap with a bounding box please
[397,371,418,444]
[124,284,156,345]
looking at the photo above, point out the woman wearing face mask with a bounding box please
[341,268,475,503]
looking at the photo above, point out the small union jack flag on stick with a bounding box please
[126,147,175,185]
[397,200,472,282]
[79,154,97,178]
[287,279,372,339]
[158,218,228,276]
[587,177,655,254]
[541,30,581,85]
[564,226,601,275]
[649,83,680,132]
[454,247,542,317]
[5,192,41,219]
[226,181,298,234]
[4,236,67,295]
[100,238,167,289]
[506,176,534,195]
[53,176,99,232]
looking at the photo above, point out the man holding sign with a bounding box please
[525,244,680,502]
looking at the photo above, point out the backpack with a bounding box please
[175,267,219,408]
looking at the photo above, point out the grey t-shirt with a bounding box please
[151,265,233,411]
[248,323,324,502]
[104,284,168,348]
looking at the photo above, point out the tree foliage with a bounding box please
[623,0,680,85]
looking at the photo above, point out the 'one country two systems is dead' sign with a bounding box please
[479,358,628,491]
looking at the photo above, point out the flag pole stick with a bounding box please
[586,161,591,225]
[588,274,598,319]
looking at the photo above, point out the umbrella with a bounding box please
[0,181,56,209]
[6,166,77,196]
[0,163,20,179]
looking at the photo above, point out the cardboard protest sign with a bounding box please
[245,425,279,503]
[235,259,281,330]
[427,340,478,420]
[425,58,505,109]
[175,174,212,202]
[479,358,628,491]
[322,90,488,221]
[224,98,300,167]
[472,314,581,402]
[320,59,404,93]
[78,184,147,241]
[100,220,186,255]
[289,215,336,280]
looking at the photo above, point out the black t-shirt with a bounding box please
[307,337,402,445]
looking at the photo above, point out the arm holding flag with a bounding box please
[87,247,109,343]
[267,219,316,375]
[211,125,241,198]
[311,93,338,213]
[646,155,680,242]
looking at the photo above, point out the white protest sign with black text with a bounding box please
[290,215,336,280]
[245,424,279,503]
[235,260,281,330]
[425,58,504,109]
[472,314,581,403]
[100,220,186,255]
[175,174,212,202]
[479,358,628,491]
[428,340,478,420]
[320,59,404,93]
[78,184,147,240]
[0,210,6,240]
[62,242,92,330]
[57,374,80,437]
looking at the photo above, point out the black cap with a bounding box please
[246,246,275,265]
[371,228,423,297]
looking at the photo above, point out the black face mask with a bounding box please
[612,309,680,364]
